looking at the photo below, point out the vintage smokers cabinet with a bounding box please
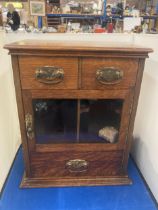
[5,40,152,187]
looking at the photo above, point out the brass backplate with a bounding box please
[96,67,124,85]
[66,159,89,173]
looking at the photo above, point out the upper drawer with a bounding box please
[18,56,78,89]
[81,58,139,89]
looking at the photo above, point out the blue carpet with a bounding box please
[0,148,157,210]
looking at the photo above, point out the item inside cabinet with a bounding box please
[98,126,118,143]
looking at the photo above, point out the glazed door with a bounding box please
[22,89,133,152]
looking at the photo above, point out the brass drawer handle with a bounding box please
[66,159,89,173]
[25,113,34,140]
[96,67,124,85]
[35,66,64,84]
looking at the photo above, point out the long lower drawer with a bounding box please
[30,150,124,178]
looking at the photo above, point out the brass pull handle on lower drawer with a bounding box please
[66,159,89,173]
[35,66,64,84]
[96,67,123,85]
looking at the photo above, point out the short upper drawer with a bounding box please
[18,56,78,89]
[81,58,139,89]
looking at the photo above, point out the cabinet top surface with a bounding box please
[4,40,153,54]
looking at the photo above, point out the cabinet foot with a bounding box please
[20,172,132,188]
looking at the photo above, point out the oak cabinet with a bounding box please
[4,40,152,187]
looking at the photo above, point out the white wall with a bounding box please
[0,32,21,192]
[132,34,158,202]
[0,32,158,202]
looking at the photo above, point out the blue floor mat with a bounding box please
[0,148,157,210]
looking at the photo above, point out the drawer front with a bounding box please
[30,151,123,178]
[81,58,138,89]
[18,56,78,89]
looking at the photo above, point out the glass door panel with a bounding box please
[32,99,123,144]
[33,99,77,144]
[79,99,123,143]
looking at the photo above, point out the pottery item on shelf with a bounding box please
[94,28,106,33]
[98,126,118,143]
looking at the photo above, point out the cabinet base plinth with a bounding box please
[20,173,132,188]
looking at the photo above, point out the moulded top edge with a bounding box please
[4,39,153,55]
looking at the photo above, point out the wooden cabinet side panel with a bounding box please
[119,89,134,146]
[11,55,31,176]
[122,59,146,170]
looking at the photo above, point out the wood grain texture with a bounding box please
[22,90,36,152]
[5,50,151,58]
[19,56,78,90]
[81,58,139,89]
[11,56,31,176]
[5,40,152,187]
[117,89,134,147]
[35,143,124,152]
[4,40,152,54]
[30,151,123,178]
[21,174,132,188]
[122,59,146,172]
[4,40,152,59]
[30,89,128,99]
